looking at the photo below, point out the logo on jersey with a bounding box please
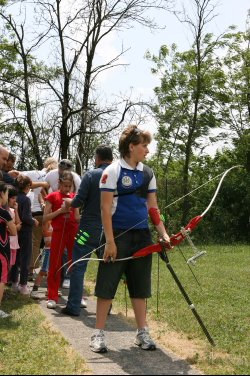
[122,175,132,187]
[101,174,108,184]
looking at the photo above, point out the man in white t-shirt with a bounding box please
[45,159,81,193]
[23,157,58,278]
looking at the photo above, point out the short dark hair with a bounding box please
[95,145,113,162]
[7,185,18,198]
[0,181,8,194]
[59,159,73,169]
[7,152,16,163]
[16,174,32,191]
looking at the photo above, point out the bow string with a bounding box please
[62,165,243,274]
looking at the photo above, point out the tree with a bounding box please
[213,25,250,141]
[0,0,174,170]
[31,0,174,171]
[0,1,58,168]
[147,0,236,224]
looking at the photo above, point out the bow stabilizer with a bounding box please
[169,215,203,247]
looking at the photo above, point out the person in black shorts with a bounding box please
[90,125,171,353]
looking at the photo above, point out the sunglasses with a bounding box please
[59,162,72,168]
[127,127,142,144]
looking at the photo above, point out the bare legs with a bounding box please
[95,297,147,330]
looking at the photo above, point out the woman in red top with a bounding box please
[43,171,80,309]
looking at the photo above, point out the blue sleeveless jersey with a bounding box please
[100,159,156,229]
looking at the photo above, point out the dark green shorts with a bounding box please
[95,229,153,299]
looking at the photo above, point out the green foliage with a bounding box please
[0,0,8,7]
[149,148,249,243]
[147,35,230,162]
[147,24,250,237]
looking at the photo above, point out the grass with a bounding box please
[0,290,90,375]
[0,244,248,375]
[85,244,250,375]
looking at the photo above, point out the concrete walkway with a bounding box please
[35,285,202,375]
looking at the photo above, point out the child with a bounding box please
[43,171,80,309]
[9,175,39,295]
[7,186,21,271]
[0,182,17,318]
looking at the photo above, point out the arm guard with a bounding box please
[148,207,161,226]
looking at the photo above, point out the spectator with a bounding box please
[6,186,21,272]
[30,220,53,299]
[23,157,58,279]
[4,152,16,173]
[0,145,9,180]
[45,158,81,288]
[0,182,17,318]
[0,145,49,191]
[61,145,113,316]
[9,175,39,295]
[45,159,81,192]
[43,171,80,309]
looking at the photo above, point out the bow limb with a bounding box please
[167,165,243,248]
[201,165,243,216]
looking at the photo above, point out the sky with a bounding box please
[99,0,249,96]
[8,0,249,156]
[96,0,250,156]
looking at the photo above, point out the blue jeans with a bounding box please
[40,248,50,273]
[67,225,102,315]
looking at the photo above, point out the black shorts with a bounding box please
[95,229,153,299]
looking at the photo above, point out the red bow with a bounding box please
[132,215,203,258]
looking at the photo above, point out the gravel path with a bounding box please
[36,285,202,375]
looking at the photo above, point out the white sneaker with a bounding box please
[62,279,70,289]
[0,309,10,318]
[80,298,87,308]
[30,290,40,299]
[90,329,108,353]
[18,285,30,295]
[134,328,156,350]
[47,300,57,309]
